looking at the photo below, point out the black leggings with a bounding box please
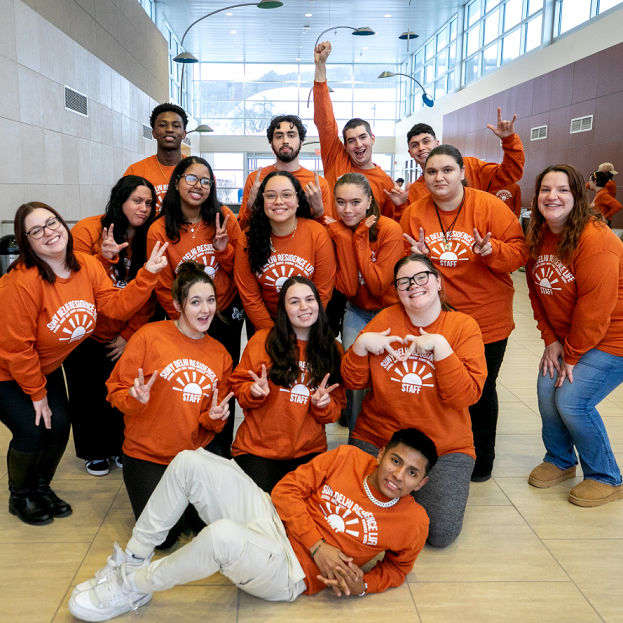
[233,452,320,493]
[0,368,71,453]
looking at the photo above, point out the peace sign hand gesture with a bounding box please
[311,373,340,409]
[207,383,234,421]
[305,172,325,217]
[213,213,230,251]
[249,364,270,398]
[145,240,169,274]
[100,223,129,260]
[473,228,492,257]
[384,181,411,206]
[403,227,430,255]
[128,368,158,404]
[487,107,517,139]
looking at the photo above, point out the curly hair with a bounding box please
[245,171,313,274]
[334,173,380,242]
[265,276,342,389]
[267,115,307,143]
[526,164,605,264]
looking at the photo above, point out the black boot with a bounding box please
[7,446,53,526]
[35,444,72,518]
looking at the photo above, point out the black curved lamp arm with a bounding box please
[314,26,357,48]
[391,72,427,93]
[180,3,258,47]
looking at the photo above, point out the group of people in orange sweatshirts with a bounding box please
[2,39,623,621]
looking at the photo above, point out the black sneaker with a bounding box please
[85,459,110,476]
[110,456,123,469]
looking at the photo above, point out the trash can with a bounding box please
[520,210,531,236]
[0,234,20,275]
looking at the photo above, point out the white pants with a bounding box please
[127,448,307,602]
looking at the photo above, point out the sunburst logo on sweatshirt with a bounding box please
[390,359,435,394]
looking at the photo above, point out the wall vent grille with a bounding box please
[64,86,88,117]
[531,125,548,140]
[142,124,153,139]
[570,115,593,134]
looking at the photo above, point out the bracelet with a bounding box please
[310,540,325,557]
[357,581,368,597]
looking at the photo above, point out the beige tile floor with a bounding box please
[2,273,623,622]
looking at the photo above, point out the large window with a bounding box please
[164,21,189,110]
[137,0,155,21]
[192,63,399,136]
[462,0,544,86]
[555,0,623,36]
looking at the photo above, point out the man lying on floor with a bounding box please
[69,428,436,621]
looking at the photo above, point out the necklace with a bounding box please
[185,219,202,239]
[155,156,171,185]
[270,218,298,253]
[433,192,466,251]
[363,474,399,508]
[175,320,204,340]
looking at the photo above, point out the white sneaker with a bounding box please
[68,564,152,622]
[74,543,126,594]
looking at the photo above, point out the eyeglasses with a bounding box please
[263,191,297,203]
[180,174,212,188]
[26,217,62,240]
[394,271,436,291]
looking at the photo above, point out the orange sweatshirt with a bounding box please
[593,188,622,221]
[234,217,336,330]
[493,183,522,218]
[342,304,486,457]
[71,215,155,342]
[313,81,402,221]
[230,330,345,459]
[146,207,240,318]
[526,221,623,365]
[0,253,158,400]
[586,179,617,199]
[400,187,528,343]
[124,155,184,210]
[106,321,232,464]
[407,137,526,205]
[272,444,429,595]
[327,216,402,310]
[239,165,334,229]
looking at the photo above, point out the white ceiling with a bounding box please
[158,0,464,65]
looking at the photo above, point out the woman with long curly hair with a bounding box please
[229,276,345,493]
[147,156,243,457]
[526,164,623,507]
[65,175,157,476]
[234,171,336,331]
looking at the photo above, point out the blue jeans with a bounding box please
[342,303,382,432]
[537,348,623,486]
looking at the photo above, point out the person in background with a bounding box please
[396,178,405,188]
[494,183,522,218]
[526,164,623,507]
[588,171,622,227]
[239,115,332,229]
[230,276,345,493]
[124,103,188,209]
[585,162,617,199]
[65,176,157,477]
[0,202,167,526]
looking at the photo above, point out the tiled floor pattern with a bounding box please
[2,273,623,622]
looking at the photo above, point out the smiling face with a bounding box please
[537,171,575,233]
[177,163,212,212]
[284,282,319,339]
[174,281,217,338]
[368,442,429,499]
[395,260,442,315]
[122,186,153,231]
[424,154,465,202]
[263,175,299,227]
[271,122,302,164]
[334,183,371,229]
[408,132,440,168]
[24,208,69,264]
[152,111,186,152]
[344,125,375,168]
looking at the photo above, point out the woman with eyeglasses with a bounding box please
[0,202,167,526]
[234,170,336,331]
[401,144,527,483]
[147,157,242,457]
[63,176,157,477]
[341,254,486,547]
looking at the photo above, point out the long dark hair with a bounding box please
[246,171,313,274]
[10,202,80,283]
[393,254,454,312]
[526,164,604,263]
[334,173,380,242]
[160,157,223,243]
[101,176,156,282]
[265,276,342,388]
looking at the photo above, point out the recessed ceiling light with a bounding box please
[230,30,237,34]
[384,14,391,18]
[363,47,368,50]
[226,12,233,16]
[237,57,243,60]
[296,58,301,60]
[354,58,360,62]
[305,13,312,16]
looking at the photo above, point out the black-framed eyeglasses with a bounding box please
[394,271,435,291]
[26,217,62,240]
[180,174,212,188]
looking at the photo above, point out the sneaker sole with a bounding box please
[68,592,152,622]
[569,489,623,507]
[86,468,110,477]
[528,469,576,488]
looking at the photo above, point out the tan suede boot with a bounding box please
[528,462,577,488]
[569,479,623,507]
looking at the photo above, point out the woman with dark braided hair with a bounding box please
[229,276,345,493]
[234,171,336,331]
